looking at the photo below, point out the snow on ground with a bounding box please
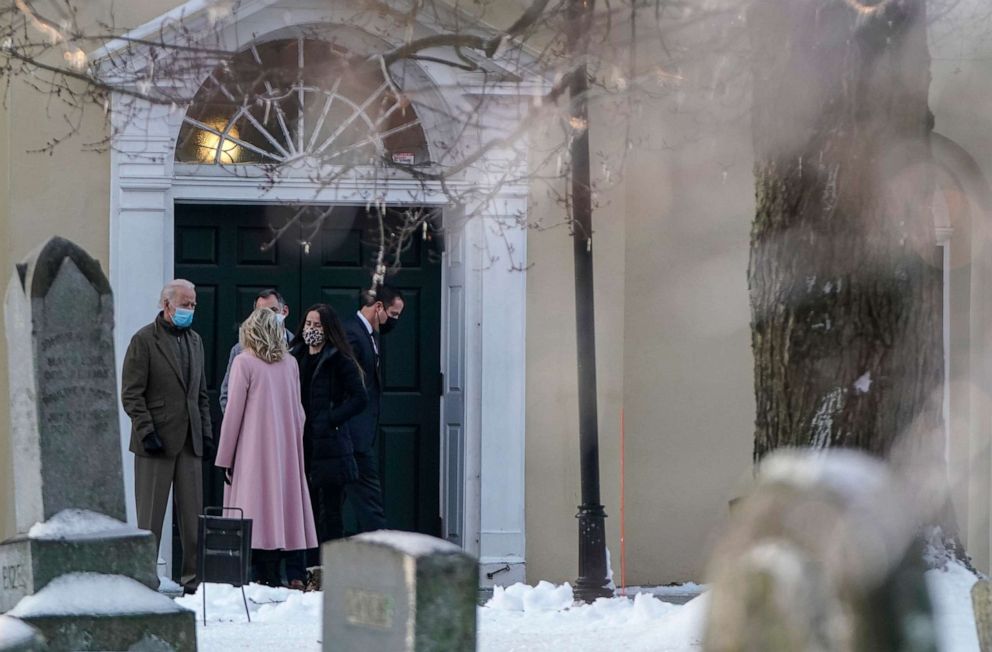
[175,560,980,651]
[480,587,708,652]
[176,583,324,650]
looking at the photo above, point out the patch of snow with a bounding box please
[28,508,143,540]
[158,575,182,594]
[810,388,844,449]
[605,547,615,591]
[759,448,892,501]
[823,163,839,214]
[624,582,706,601]
[171,566,978,652]
[9,573,186,617]
[176,582,321,625]
[480,583,706,652]
[853,372,872,394]
[487,581,575,613]
[176,583,321,650]
[0,614,40,645]
[811,316,832,331]
[927,560,979,652]
[353,530,462,557]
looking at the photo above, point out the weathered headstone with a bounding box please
[973,579,992,652]
[0,509,159,611]
[8,573,193,651]
[701,449,937,652]
[4,238,124,529]
[0,238,196,651]
[323,531,477,651]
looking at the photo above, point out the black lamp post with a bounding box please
[567,0,612,603]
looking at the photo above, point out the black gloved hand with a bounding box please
[142,431,165,455]
[224,468,233,486]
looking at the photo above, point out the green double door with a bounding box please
[175,203,442,536]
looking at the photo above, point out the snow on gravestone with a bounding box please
[0,615,44,651]
[701,449,938,652]
[323,531,477,652]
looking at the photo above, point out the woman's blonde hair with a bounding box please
[239,307,287,363]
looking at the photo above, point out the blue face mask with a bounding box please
[172,307,195,329]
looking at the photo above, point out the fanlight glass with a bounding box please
[176,38,427,166]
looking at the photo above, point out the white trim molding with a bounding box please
[108,0,532,582]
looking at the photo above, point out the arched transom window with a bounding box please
[176,37,428,166]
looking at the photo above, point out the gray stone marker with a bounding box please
[323,531,477,652]
[0,238,196,651]
[974,579,992,652]
[0,509,159,612]
[5,238,124,530]
[702,449,937,652]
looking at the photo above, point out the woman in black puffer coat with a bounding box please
[290,303,367,566]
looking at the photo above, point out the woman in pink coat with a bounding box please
[215,307,317,589]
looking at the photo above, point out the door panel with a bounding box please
[381,425,420,532]
[175,203,442,539]
[301,207,442,536]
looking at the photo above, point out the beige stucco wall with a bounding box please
[0,82,114,542]
[524,6,756,585]
[620,121,755,584]
[928,9,992,573]
[0,74,11,539]
[0,2,179,541]
[522,1,992,586]
[524,117,627,585]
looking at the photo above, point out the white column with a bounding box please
[110,95,182,574]
[463,201,528,586]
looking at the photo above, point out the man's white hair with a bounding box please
[160,279,195,308]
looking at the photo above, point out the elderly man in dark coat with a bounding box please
[121,279,212,594]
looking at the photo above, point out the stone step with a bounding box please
[7,573,195,652]
[0,526,157,613]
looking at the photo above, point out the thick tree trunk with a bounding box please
[747,0,942,462]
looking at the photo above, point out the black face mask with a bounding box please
[379,316,398,335]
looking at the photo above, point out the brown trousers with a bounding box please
[134,437,202,590]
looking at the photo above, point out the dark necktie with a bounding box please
[368,330,380,368]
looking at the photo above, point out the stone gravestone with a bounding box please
[702,449,937,652]
[973,579,992,652]
[0,238,196,651]
[323,531,477,651]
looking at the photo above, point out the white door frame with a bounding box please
[106,1,529,585]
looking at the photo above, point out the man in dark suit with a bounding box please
[342,284,405,533]
[121,279,212,594]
